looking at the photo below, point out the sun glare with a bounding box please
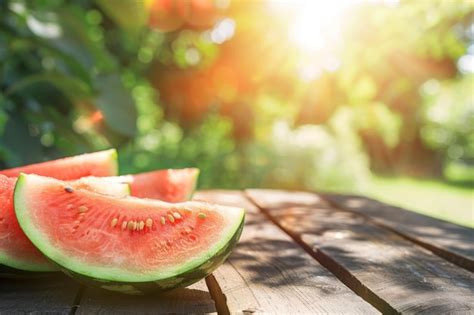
[269,0,396,55]
[266,0,399,80]
[288,0,356,54]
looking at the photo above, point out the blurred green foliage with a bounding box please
[421,75,474,183]
[0,0,473,191]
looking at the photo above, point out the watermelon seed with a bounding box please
[78,206,88,213]
[110,218,118,228]
[168,214,175,223]
[122,221,128,230]
[185,226,193,233]
[64,186,74,193]
[173,212,182,220]
[145,218,153,228]
[198,213,207,219]
[139,221,145,230]
[160,217,166,225]
[128,221,135,231]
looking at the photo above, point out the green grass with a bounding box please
[364,176,474,228]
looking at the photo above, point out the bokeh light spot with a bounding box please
[210,18,235,44]
[458,54,474,74]
[185,48,201,65]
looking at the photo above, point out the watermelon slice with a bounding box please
[14,174,244,294]
[0,175,130,272]
[0,149,118,179]
[113,168,199,202]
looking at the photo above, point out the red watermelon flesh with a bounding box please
[0,149,118,179]
[118,168,199,202]
[14,174,244,293]
[0,175,129,272]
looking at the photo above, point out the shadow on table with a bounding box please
[325,194,474,257]
[225,211,347,295]
[228,203,474,298]
[76,284,216,314]
[0,273,80,313]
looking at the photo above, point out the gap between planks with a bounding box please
[205,274,230,315]
[321,194,474,272]
[195,190,377,314]
[69,276,228,315]
[69,285,85,315]
[245,189,474,314]
[66,190,394,315]
[242,191,395,314]
[64,218,232,313]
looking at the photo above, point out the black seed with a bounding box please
[64,186,74,193]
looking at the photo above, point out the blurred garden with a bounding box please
[0,0,472,226]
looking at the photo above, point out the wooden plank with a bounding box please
[76,280,216,314]
[0,273,80,314]
[194,190,378,314]
[323,193,474,271]
[247,189,474,314]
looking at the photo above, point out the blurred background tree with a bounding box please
[0,0,472,225]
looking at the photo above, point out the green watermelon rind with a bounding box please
[60,218,244,294]
[0,149,119,178]
[0,176,130,274]
[14,174,245,290]
[0,249,55,272]
[0,263,57,279]
[0,173,131,274]
[0,151,123,274]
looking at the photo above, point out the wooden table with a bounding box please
[1,190,473,314]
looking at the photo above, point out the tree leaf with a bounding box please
[0,104,8,136]
[5,72,93,100]
[0,110,43,166]
[95,0,148,32]
[94,73,137,137]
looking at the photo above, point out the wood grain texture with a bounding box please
[76,280,216,315]
[194,190,378,314]
[247,189,474,314]
[322,193,474,271]
[0,273,80,314]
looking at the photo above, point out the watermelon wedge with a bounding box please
[113,168,199,202]
[0,149,118,179]
[0,175,130,272]
[14,174,244,294]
